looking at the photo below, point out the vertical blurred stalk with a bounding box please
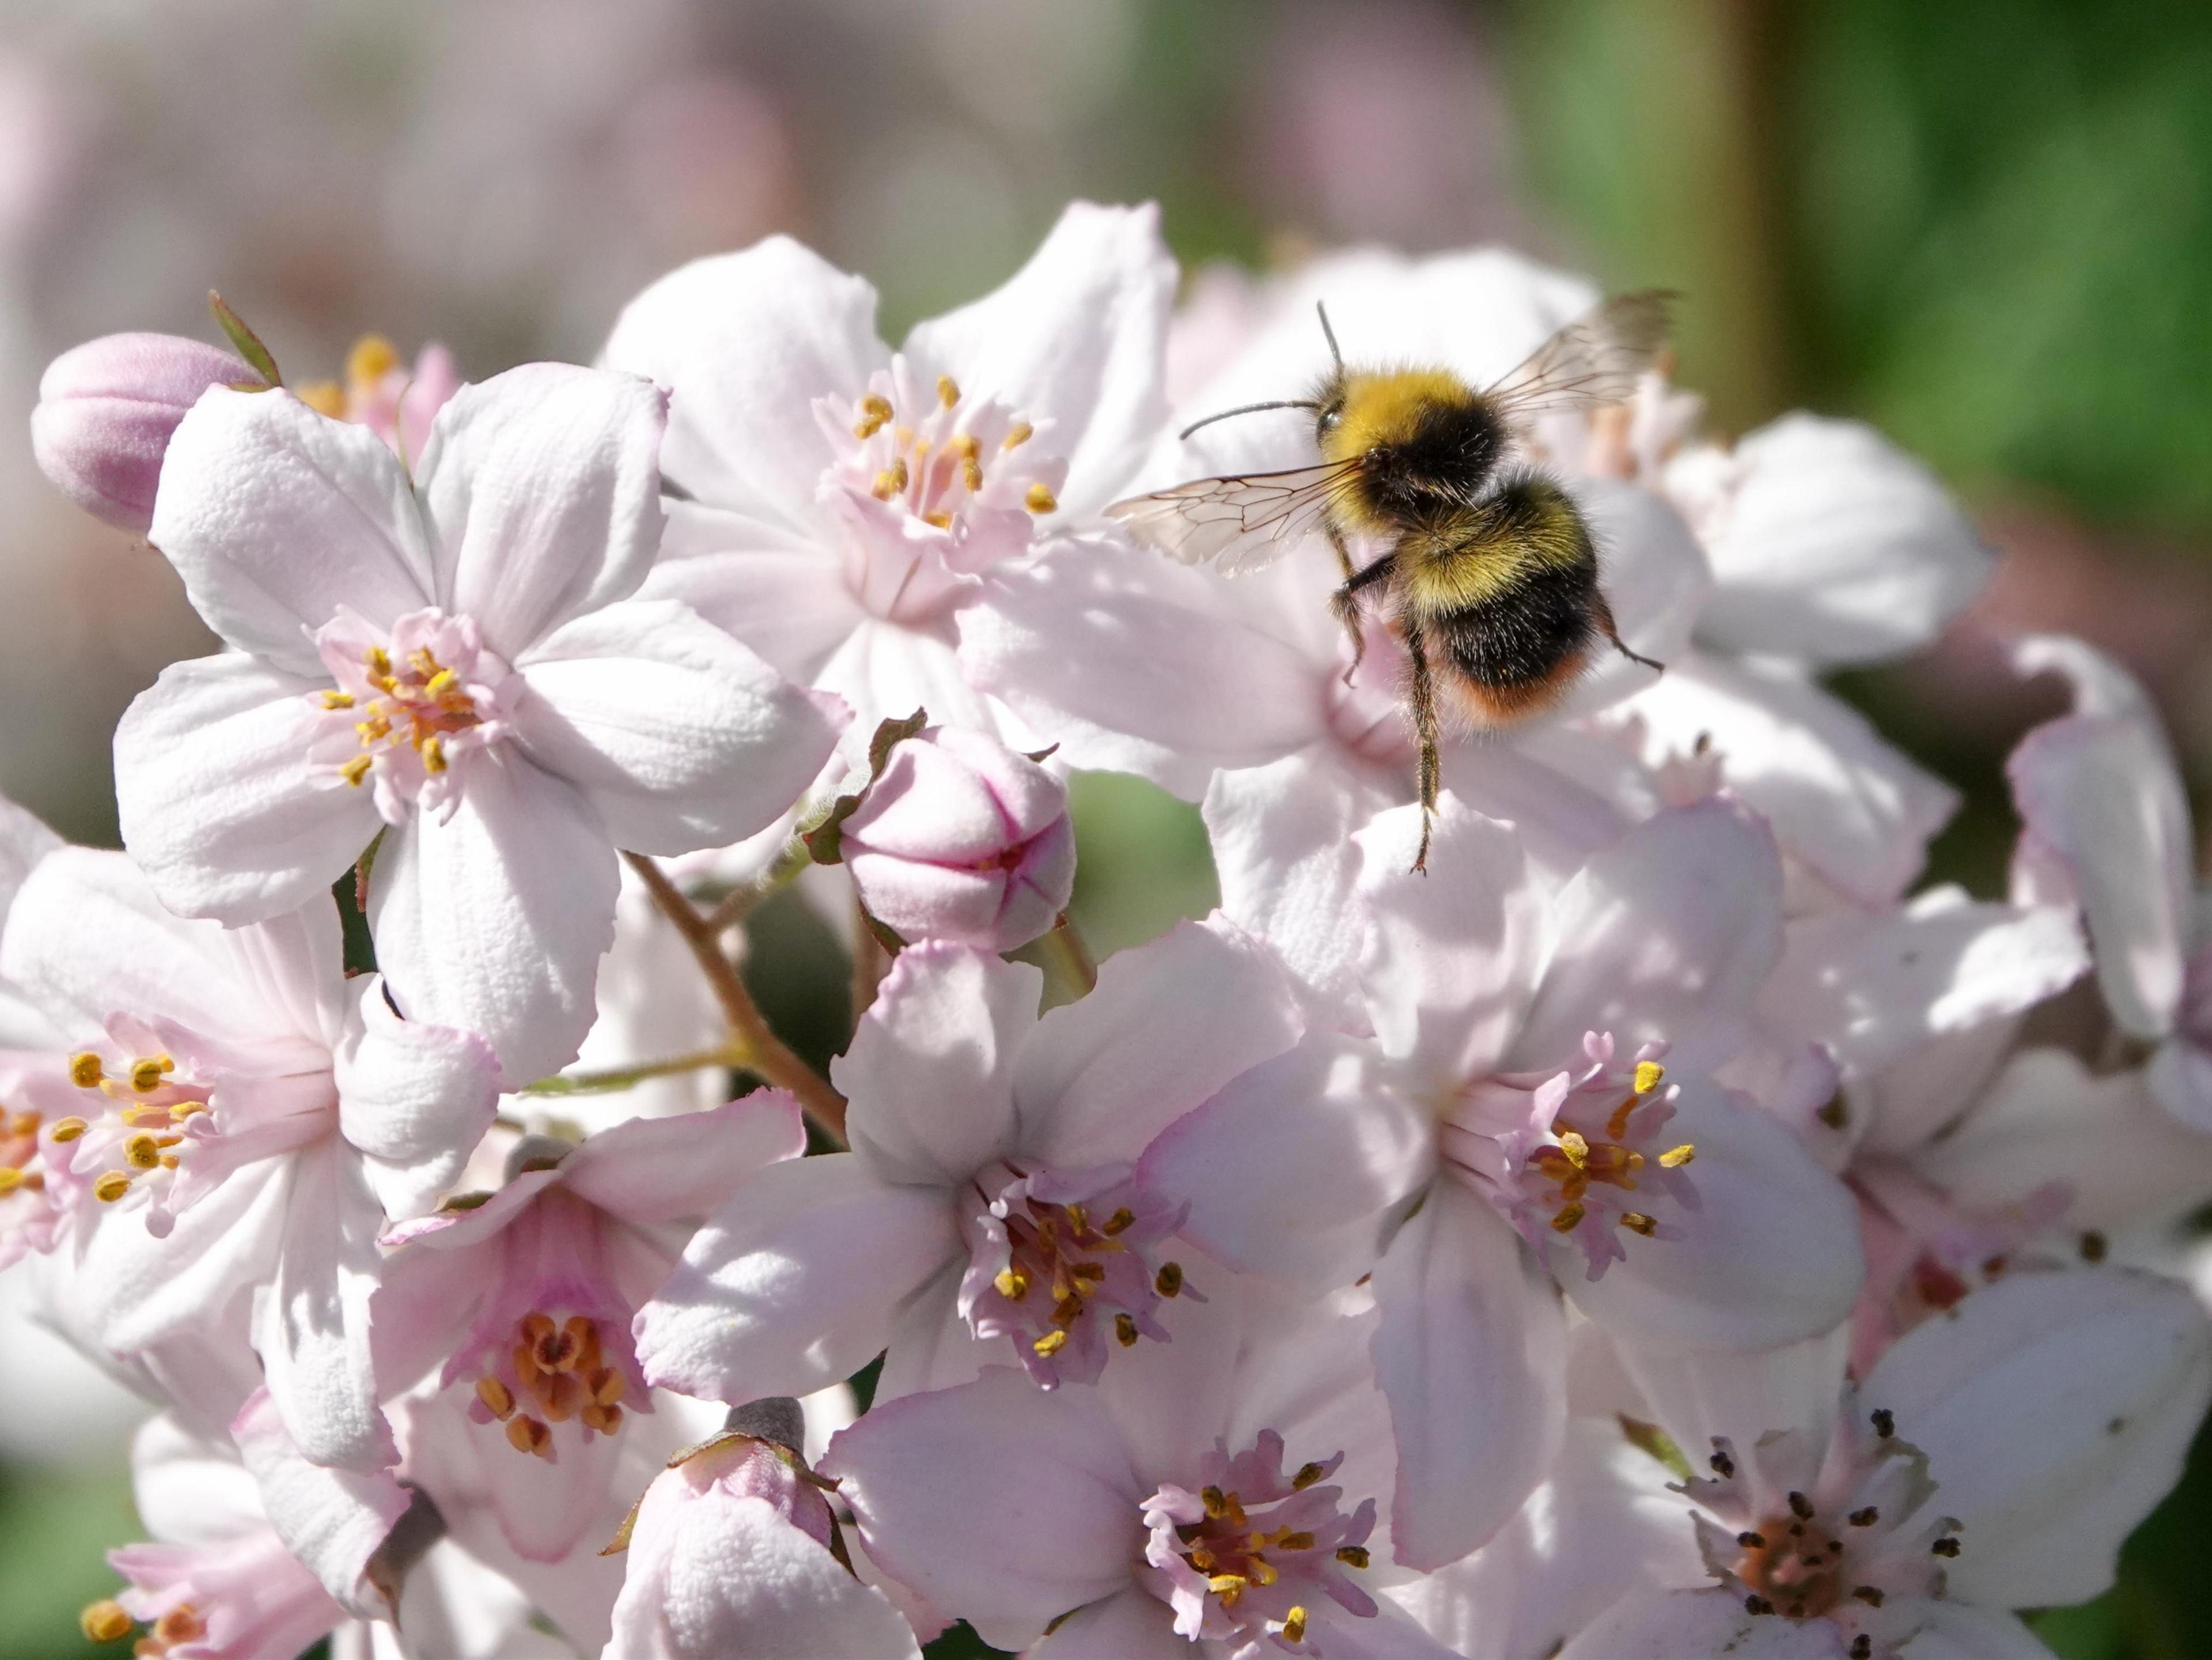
[1497,0,1794,433]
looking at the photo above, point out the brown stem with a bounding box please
[626,852,849,1145]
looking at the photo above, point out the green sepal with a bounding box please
[208,290,282,387]
[803,708,927,865]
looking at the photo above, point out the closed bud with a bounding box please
[32,333,258,532]
[842,725,1075,951]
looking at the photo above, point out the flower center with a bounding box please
[310,607,513,823]
[51,1046,213,1222]
[1142,1430,1378,1651]
[468,1309,631,1459]
[0,1109,47,1204]
[816,359,1068,622]
[963,1164,1194,1389]
[1446,1033,1696,1280]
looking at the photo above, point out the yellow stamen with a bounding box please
[1551,1202,1586,1232]
[1115,1312,1139,1346]
[994,1268,1029,1300]
[321,690,355,710]
[506,1414,552,1459]
[1155,1262,1184,1298]
[1292,1461,1325,1489]
[923,509,953,529]
[937,375,960,409]
[1335,1545,1369,1568]
[1002,420,1033,450]
[422,736,447,775]
[1207,1574,1248,1606]
[346,334,400,385]
[355,712,391,743]
[1102,1207,1135,1235]
[0,1167,22,1196]
[853,394,894,439]
[49,1116,88,1143]
[475,1376,514,1419]
[872,459,909,500]
[154,1606,207,1645]
[1277,1530,1315,1551]
[69,1053,104,1088]
[365,645,392,678]
[1620,1211,1658,1236]
[1634,1060,1666,1095]
[296,380,346,418]
[1032,1329,1067,1357]
[93,1171,132,1204]
[128,1056,172,1094]
[1202,1485,1228,1517]
[79,1600,132,1643]
[1557,1130,1589,1168]
[425,668,459,699]
[340,754,373,788]
[1659,1144,1696,1168]
[1282,1606,1309,1644]
[1248,1557,1279,1587]
[1024,482,1058,514]
[590,1367,626,1405]
[123,1133,162,1171]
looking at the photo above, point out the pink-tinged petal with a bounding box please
[1558,1586,1853,1659]
[1613,653,1957,906]
[822,1366,1143,1653]
[1688,415,1991,665]
[1561,1079,1862,1353]
[639,500,863,685]
[231,1388,410,1617]
[368,753,618,1086]
[513,598,844,853]
[873,1260,995,1404]
[637,1154,956,1401]
[149,387,434,675]
[1614,1325,1854,1470]
[1016,918,1304,1169]
[605,1485,920,1660]
[1029,1585,1187,1659]
[1517,797,1782,1075]
[332,980,499,1221]
[1758,890,2087,1105]
[903,202,1175,516]
[2008,713,2190,1039]
[1141,1033,1431,1287]
[1357,797,1544,1090]
[1865,1268,2212,1610]
[130,1415,266,1545]
[601,236,889,527]
[1558,478,1710,698]
[115,653,381,927]
[1438,736,1638,893]
[34,333,257,533]
[836,945,1037,1188]
[1895,1604,2058,1659]
[813,618,1006,753]
[414,364,668,660]
[1205,752,1388,1029]
[252,1142,396,1471]
[1372,1181,1563,1569]
[563,1092,807,1225]
[0,796,60,921]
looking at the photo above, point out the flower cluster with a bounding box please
[10,202,2211,1660]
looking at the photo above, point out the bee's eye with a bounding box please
[1317,407,1342,435]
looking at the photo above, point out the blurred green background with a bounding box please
[3,1,2211,1655]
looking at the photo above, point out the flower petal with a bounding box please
[1895,1604,2058,1660]
[1559,1586,1854,1659]
[636,1154,956,1401]
[1687,415,1991,665]
[1865,1267,2212,1610]
[562,1091,807,1225]
[231,1387,411,1618]
[903,202,1175,516]
[1372,1181,1564,1569]
[639,500,864,686]
[367,753,618,1086]
[150,387,433,675]
[115,653,381,926]
[415,364,668,660]
[836,945,1037,1188]
[1028,1586,1187,1660]
[513,598,845,853]
[821,1366,1142,1654]
[332,978,500,1220]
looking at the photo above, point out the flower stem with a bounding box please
[699,831,815,933]
[626,852,850,1146]
[521,1042,752,1096]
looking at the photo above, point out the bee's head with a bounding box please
[1313,385,1347,445]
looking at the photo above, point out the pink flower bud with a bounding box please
[31,332,257,532]
[841,725,1075,951]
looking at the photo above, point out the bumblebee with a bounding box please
[1106,292,1673,869]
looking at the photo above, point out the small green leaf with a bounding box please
[208,290,282,387]
[1619,1413,1694,1482]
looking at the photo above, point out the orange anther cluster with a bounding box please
[341,643,483,788]
[475,1310,628,1458]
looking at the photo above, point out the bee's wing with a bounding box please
[1104,460,1358,576]
[1481,290,1676,425]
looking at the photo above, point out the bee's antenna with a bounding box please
[1316,300,1343,369]
[1177,400,1320,441]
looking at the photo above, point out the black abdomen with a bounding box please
[1427,555,1600,693]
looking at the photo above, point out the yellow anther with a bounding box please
[129,1056,172,1094]
[1620,1211,1658,1236]
[506,1414,552,1459]
[952,433,981,461]
[50,1116,88,1143]
[340,754,373,788]
[1024,482,1058,514]
[346,334,401,385]
[1156,1262,1184,1298]
[7,1110,36,1135]
[853,394,894,439]
[1202,1485,1228,1517]
[1102,1207,1135,1235]
[79,1600,132,1643]
[1551,1202,1586,1232]
[296,380,346,418]
[937,375,960,409]
[591,1366,626,1405]
[425,668,460,699]
[1335,1545,1369,1569]
[355,711,391,743]
[93,1171,132,1204]
[0,1167,23,1196]
[1052,1292,1084,1324]
[1032,1329,1068,1357]
[994,1268,1029,1301]
[123,1133,162,1171]
[476,1375,514,1419]
[1557,1130,1589,1167]
[321,690,355,710]
[365,645,392,677]
[1282,1606,1309,1644]
[69,1053,104,1088]
[872,460,909,500]
[158,1154,179,1170]
[422,736,447,775]
[1115,1312,1139,1346]
[1277,1530,1315,1552]
[1002,420,1033,450]
[1207,1574,1248,1605]
[1659,1144,1696,1168]
[1292,1461,1325,1490]
[1634,1060,1666,1095]
[923,509,954,529]
[1249,1557,1279,1587]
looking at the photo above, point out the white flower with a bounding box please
[113,364,844,1082]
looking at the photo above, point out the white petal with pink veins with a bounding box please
[1370,1181,1564,1569]
[367,752,618,1086]
[1685,415,1991,666]
[560,1093,807,1226]
[902,202,1175,517]
[150,387,434,676]
[513,598,844,854]
[415,364,667,661]
[331,980,499,1221]
[1867,1267,2212,1610]
[114,653,381,927]
[637,1154,957,1402]
[231,1389,410,1617]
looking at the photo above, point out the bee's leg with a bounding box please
[1331,550,1399,683]
[1403,623,1441,875]
[1323,518,1357,582]
[1596,596,1665,672]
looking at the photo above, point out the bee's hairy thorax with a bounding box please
[1319,368,1505,535]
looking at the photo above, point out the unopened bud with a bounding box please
[32,334,259,532]
[842,726,1075,951]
